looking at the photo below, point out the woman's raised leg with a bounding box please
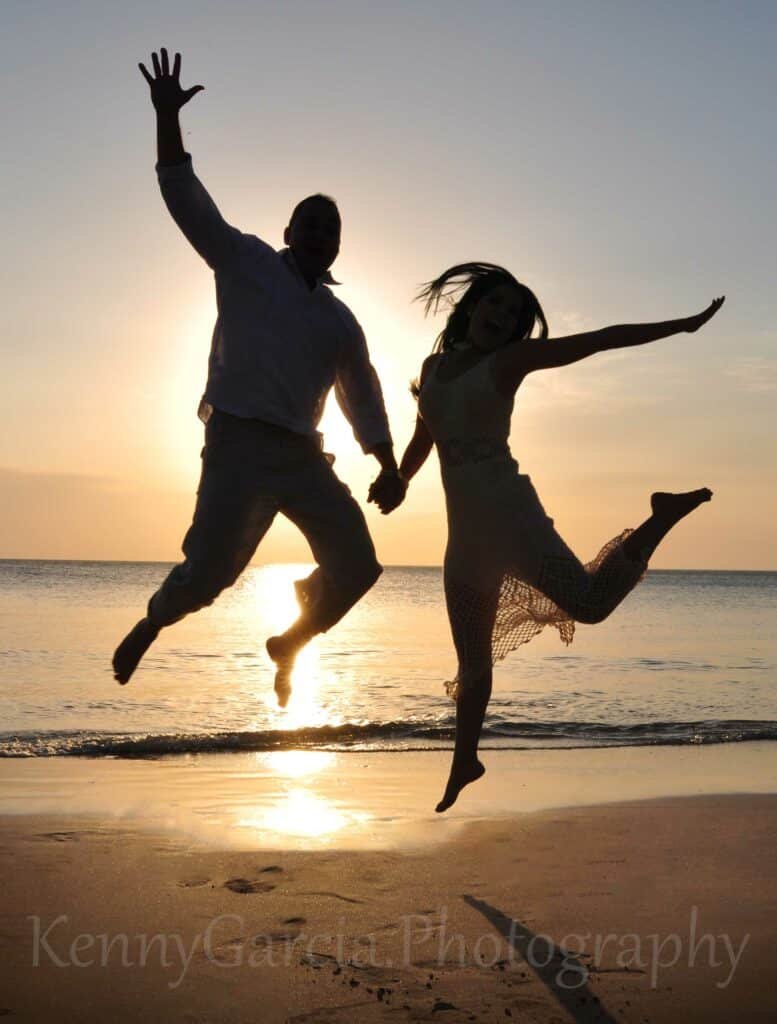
[622,489,712,563]
[535,488,712,626]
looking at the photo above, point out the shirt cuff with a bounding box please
[359,430,393,454]
[156,153,193,184]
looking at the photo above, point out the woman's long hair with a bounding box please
[417,262,548,353]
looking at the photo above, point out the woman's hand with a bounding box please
[139,49,204,113]
[685,296,725,333]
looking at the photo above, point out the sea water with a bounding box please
[1,561,775,757]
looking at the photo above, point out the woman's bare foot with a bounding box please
[435,759,486,813]
[112,617,159,685]
[651,488,712,525]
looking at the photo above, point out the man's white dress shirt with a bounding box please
[157,157,391,452]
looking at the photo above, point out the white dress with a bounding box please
[417,350,646,698]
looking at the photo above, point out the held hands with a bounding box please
[139,48,204,113]
[685,296,725,333]
[367,471,407,515]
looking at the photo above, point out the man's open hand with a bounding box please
[139,48,204,113]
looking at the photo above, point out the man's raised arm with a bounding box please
[139,48,203,166]
[139,48,238,270]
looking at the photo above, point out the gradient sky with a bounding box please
[2,0,776,567]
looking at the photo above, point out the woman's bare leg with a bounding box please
[622,488,712,563]
[436,671,491,813]
[436,584,498,814]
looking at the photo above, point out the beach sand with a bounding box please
[1,748,776,1022]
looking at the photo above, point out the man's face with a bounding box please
[284,199,341,281]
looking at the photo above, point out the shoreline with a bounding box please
[1,740,776,850]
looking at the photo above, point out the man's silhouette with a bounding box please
[113,49,406,703]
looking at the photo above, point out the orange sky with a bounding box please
[2,3,776,568]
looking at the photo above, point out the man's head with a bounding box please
[284,194,341,284]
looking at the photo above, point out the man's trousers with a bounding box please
[147,410,382,632]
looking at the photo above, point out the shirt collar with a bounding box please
[280,247,341,287]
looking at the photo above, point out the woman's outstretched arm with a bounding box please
[502,297,725,380]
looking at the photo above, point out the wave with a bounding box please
[2,718,777,758]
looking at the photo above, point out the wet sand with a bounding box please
[1,788,776,1021]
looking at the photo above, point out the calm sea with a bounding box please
[1,560,775,757]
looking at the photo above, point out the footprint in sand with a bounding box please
[252,928,302,944]
[224,878,276,894]
[283,916,306,925]
[177,876,211,889]
[199,936,245,963]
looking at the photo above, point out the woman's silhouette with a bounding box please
[381,263,723,812]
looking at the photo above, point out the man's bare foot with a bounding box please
[266,632,306,708]
[112,617,159,685]
[273,668,292,709]
[435,759,486,813]
[651,488,712,525]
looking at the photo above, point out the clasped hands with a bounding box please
[367,470,407,515]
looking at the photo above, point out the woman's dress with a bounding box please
[417,351,646,697]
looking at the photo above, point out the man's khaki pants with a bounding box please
[148,410,382,632]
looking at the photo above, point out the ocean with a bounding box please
[1,560,775,758]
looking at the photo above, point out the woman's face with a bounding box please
[466,283,525,351]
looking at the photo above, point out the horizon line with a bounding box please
[0,557,775,574]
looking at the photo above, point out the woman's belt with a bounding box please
[437,437,510,466]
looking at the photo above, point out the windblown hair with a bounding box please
[417,261,548,353]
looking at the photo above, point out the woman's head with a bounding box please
[417,262,548,352]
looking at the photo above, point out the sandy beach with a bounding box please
[2,747,776,1022]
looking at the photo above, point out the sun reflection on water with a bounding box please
[250,562,313,633]
[239,788,365,839]
[235,751,371,842]
[262,750,335,778]
[250,564,329,722]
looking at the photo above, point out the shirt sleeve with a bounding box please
[156,155,242,270]
[333,309,393,453]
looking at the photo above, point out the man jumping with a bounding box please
[113,49,406,705]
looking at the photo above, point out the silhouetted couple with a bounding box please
[114,52,723,811]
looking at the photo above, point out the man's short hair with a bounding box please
[288,194,341,228]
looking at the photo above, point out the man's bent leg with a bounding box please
[267,456,381,680]
[113,417,279,684]
[147,499,277,628]
[288,458,381,631]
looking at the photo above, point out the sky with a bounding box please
[2,0,776,568]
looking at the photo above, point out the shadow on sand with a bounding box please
[464,894,619,1023]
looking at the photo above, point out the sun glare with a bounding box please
[237,787,371,842]
[251,563,314,632]
[250,564,331,722]
[261,750,335,778]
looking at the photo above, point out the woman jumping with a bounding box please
[374,263,723,812]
